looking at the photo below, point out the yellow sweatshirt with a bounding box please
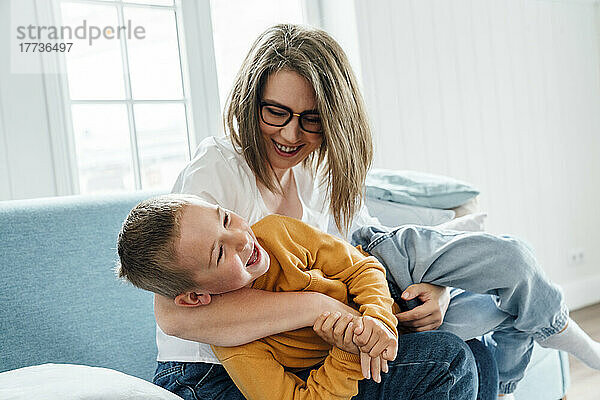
[211,214,397,400]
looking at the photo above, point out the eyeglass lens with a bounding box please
[261,104,322,133]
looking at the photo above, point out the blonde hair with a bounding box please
[224,24,373,234]
[116,195,198,299]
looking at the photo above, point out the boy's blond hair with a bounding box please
[116,195,198,299]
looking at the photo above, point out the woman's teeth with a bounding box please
[274,141,301,153]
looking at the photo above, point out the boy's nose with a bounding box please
[228,229,250,252]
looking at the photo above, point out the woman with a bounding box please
[153,24,485,399]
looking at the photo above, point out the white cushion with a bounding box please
[436,212,487,232]
[0,364,183,400]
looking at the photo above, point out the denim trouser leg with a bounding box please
[466,338,499,400]
[155,331,477,400]
[487,324,535,394]
[352,225,568,394]
[441,290,534,393]
[153,361,246,400]
[440,289,507,340]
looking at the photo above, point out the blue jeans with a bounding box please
[153,331,478,400]
[466,339,499,400]
[352,224,568,394]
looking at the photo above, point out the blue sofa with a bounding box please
[0,192,569,398]
[0,193,157,381]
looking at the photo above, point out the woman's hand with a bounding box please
[312,312,359,354]
[395,283,450,332]
[312,312,389,383]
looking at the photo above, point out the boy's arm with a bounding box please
[213,342,363,400]
[327,252,397,335]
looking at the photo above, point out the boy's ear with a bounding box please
[174,291,212,307]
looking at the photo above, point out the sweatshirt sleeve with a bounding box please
[255,215,397,336]
[213,342,363,400]
[309,223,398,336]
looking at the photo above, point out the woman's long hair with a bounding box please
[224,24,373,235]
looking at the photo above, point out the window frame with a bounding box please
[38,0,220,195]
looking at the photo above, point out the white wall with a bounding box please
[355,0,600,309]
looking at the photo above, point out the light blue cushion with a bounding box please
[365,197,455,227]
[365,169,479,209]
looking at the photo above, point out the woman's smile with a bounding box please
[271,139,304,157]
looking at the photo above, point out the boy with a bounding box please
[118,194,600,400]
[117,194,403,400]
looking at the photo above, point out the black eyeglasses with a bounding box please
[259,101,323,134]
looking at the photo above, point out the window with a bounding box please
[53,0,311,195]
[57,0,191,194]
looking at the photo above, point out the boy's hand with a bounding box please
[395,283,450,332]
[360,351,388,383]
[353,315,398,361]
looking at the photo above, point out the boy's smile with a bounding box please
[175,199,270,295]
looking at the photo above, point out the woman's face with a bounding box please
[259,70,324,174]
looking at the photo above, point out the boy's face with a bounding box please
[176,200,270,294]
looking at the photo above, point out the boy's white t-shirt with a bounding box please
[158,135,379,363]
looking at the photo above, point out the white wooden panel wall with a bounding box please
[0,0,58,200]
[356,0,600,309]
